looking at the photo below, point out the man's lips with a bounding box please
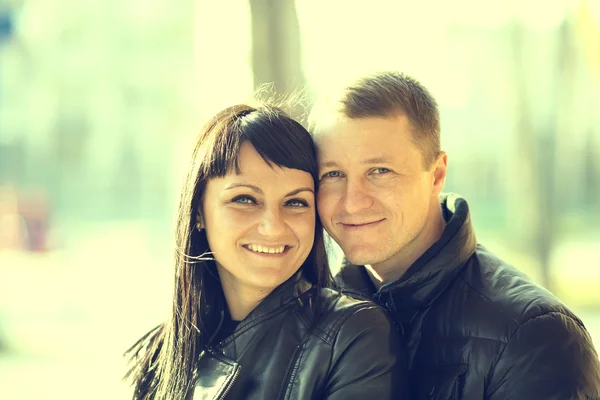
[339,219,385,229]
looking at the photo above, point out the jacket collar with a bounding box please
[196,272,313,397]
[336,193,477,324]
[208,269,312,343]
[237,270,312,330]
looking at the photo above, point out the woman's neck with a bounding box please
[217,266,271,321]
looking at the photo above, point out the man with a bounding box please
[310,71,600,399]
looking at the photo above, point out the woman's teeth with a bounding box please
[245,244,286,254]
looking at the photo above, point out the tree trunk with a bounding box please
[248,0,306,121]
[510,20,575,291]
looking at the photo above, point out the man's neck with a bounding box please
[365,265,386,290]
[367,202,446,288]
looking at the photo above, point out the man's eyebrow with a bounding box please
[285,187,314,197]
[224,183,263,194]
[320,157,392,169]
[319,161,338,168]
[362,157,392,164]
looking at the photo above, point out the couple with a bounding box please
[126,72,600,399]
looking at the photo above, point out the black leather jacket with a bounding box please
[192,274,409,399]
[336,194,600,400]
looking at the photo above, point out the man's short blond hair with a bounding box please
[310,71,441,168]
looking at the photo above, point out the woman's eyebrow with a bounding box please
[285,187,314,197]
[224,184,313,197]
[224,183,263,194]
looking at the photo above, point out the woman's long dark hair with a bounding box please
[124,104,333,399]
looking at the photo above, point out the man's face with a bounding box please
[315,115,445,270]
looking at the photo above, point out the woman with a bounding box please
[125,104,409,399]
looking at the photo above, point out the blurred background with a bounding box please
[0,0,599,398]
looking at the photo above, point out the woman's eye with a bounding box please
[232,195,256,205]
[286,199,309,208]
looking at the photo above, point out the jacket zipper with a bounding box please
[275,344,303,400]
[219,363,241,399]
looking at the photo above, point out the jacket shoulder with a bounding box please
[441,245,587,343]
[465,245,582,325]
[333,262,375,298]
[309,292,410,399]
[309,288,397,344]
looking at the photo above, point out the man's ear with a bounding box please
[196,210,205,231]
[431,151,448,197]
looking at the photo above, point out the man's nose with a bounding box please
[341,178,373,214]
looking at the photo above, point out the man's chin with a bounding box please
[344,249,384,267]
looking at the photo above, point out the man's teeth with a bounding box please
[246,244,286,254]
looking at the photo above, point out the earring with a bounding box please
[196,211,204,232]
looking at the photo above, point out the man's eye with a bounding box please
[321,171,343,180]
[372,167,391,174]
[232,196,256,205]
[286,199,309,208]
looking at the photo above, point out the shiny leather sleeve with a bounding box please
[322,305,410,400]
[487,311,600,400]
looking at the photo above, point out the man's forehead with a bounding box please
[310,112,346,137]
[314,117,415,169]
[317,141,400,170]
[320,155,393,165]
[315,113,409,135]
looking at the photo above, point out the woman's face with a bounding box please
[202,141,316,301]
